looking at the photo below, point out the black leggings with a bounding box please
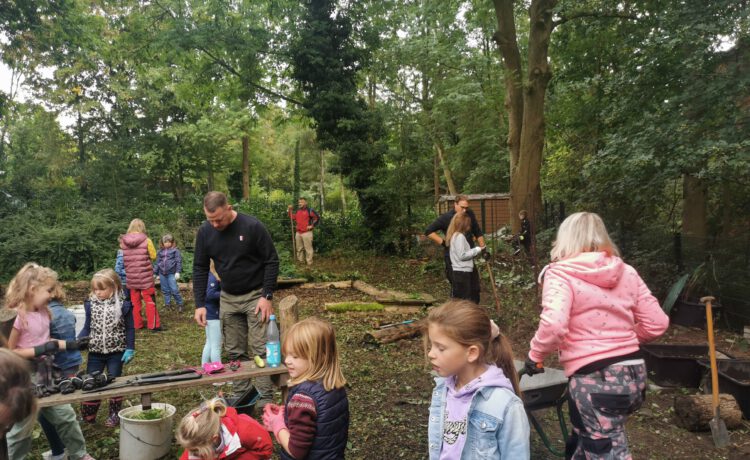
[451,269,480,304]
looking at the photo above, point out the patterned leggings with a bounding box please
[566,362,647,460]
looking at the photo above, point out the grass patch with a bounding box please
[325,302,384,313]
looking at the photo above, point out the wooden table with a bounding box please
[38,361,289,408]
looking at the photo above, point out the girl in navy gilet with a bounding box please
[262,318,349,460]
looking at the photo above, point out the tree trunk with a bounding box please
[207,161,215,192]
[682,173,708,259]
[363,319,426,345]
[434,141,458,196]
[340,175,347,212]
[434,152,441,212]
[494,0,555,233]
[319,150,325,213]
[294,139,301,201]
[242,135,250,200]
[492,0,524,174]
[673,394,743,431]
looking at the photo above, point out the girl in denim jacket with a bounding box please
[426,301,529,460]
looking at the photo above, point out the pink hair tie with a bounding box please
[490,320,500,340]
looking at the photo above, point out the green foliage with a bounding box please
[290,0,392,241]
[0,208,122,281]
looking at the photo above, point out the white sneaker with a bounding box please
[42,451,68,460]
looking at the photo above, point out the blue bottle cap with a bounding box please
[270,314,276,321]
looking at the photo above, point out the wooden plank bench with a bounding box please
[38,361,289,409]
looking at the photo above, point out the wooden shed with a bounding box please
[438,193,511,234]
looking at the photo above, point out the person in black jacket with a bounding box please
[424,195,485,299]
[513,210,532,256]
[192,191,280,411]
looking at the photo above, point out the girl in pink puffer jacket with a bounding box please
[526,212,668,460]
[120,218,161,331]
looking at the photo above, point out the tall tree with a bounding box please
[291,0,390,239]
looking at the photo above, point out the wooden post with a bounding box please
[278,295,299,346]
[1,308,17,343]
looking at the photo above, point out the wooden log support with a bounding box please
[363,319,427,345]
[673,394,743,431]
[0,308,17,343]
[279,295,299,345]
[299,280,353,289]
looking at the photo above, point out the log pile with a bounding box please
[673,394,743,431]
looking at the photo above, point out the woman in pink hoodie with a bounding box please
[526,212,669,460]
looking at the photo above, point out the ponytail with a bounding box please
[176,397,227,459]
[490,332,521,396]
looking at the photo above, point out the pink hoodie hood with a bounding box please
[540,251,624,289]
[530,252,669,376]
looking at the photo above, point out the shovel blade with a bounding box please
[709,417,730,448]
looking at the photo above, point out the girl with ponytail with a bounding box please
[425,300,529,459]
[177,397,272,460]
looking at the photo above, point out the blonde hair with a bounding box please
[445,212,472,248]
[0,348,37,436]
[50,281,66,302]
[176,398,227,460]
[284,318,346,391]
[550,212,620,262]
[3,263,57,318]
[127,218,146,234]
[209,260,220,281]
[425,300,521,395]
[90,269,122,297]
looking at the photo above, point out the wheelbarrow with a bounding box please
[514,360,570,457]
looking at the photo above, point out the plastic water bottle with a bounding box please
[266,314,281,368]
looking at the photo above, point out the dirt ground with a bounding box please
[28,252,750,459]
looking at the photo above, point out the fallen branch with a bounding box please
[299,280,353,289]
[363,319,426,345]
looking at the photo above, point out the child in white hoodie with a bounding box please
[446,212,485,303]
[525,212,669,459]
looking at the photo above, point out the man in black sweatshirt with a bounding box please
[193,191,279,409]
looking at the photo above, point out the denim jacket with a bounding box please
[48,300,83,373]
[428,376,530,460]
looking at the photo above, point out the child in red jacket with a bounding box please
[177,398,272,460]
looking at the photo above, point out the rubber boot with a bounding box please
[81,400,100,424]
[106,397,123,427]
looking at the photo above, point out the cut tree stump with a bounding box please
[1,308,18,342]
[363,319,427,345]
[299,280,353,289]
[279,295,299,345]
[673,394,743,431]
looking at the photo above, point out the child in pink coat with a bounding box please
[525,212,669,460]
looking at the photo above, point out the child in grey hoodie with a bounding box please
[447,212,485,303]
